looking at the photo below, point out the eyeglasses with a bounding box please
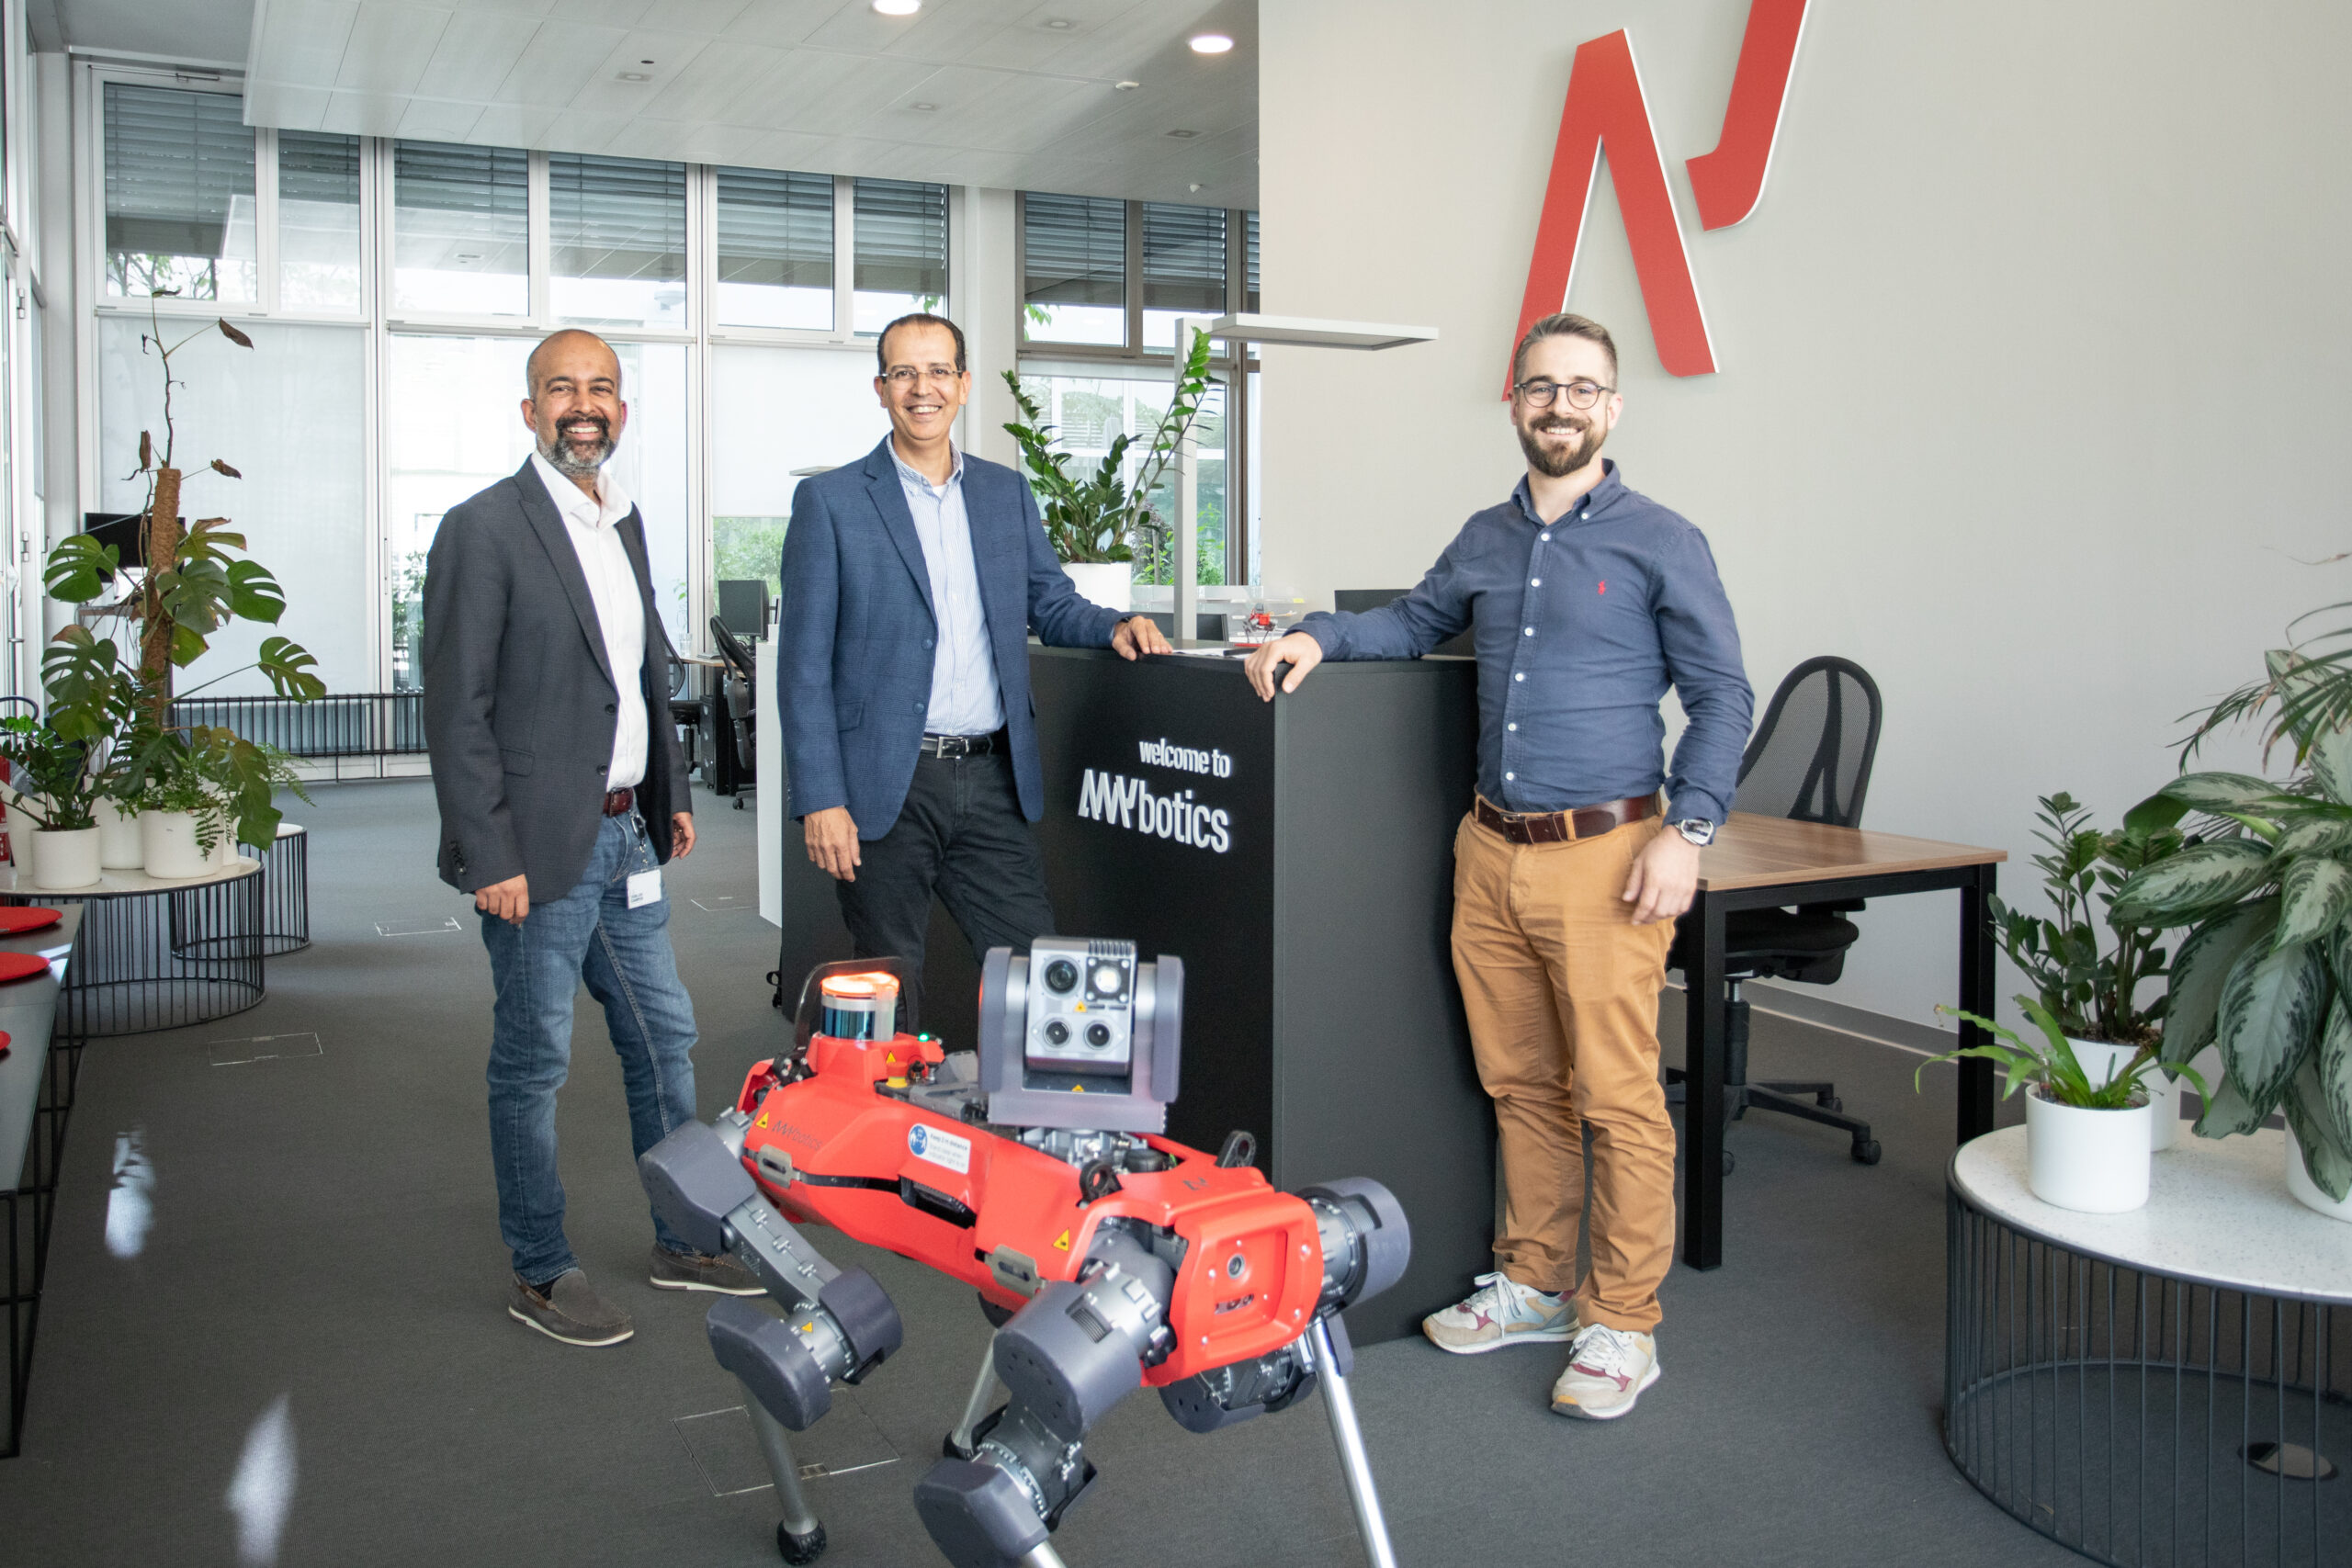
[884,366,962,389]
[1512,378,1612,410]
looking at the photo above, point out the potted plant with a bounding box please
[134,754,224,879]
[1917,997,2207,1213]
[1989,792,2188,1147]
[0,717,108,889]
[1001,328,1217,613]
[2108,632,2352,1220]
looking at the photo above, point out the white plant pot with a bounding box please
[213,815,242,868]
[1064,560,1133,613]
[4,792,47,867]
[96,798,145,869]
[2285,1135,2352,1224]
[2025,1087,2153,1213]
[28,826,102,890]
[2068,1037,2178,1152]
[141,810,213,880]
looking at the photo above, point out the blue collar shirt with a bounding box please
[1294,461,1753,824]
[891,441,1006,737]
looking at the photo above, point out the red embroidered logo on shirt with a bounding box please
[1597,581,1607,594]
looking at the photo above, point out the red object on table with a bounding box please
[0,951,50,984]
[0,1029,10,1059]
[0,907,62,935]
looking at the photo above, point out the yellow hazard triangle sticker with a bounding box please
[1054,1230,1072,1252]
[754,1111,770,1128]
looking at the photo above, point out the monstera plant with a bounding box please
[2109,648,2352,1201]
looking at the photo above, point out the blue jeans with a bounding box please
[481,812,697,1282]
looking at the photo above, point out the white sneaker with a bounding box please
[1421,1271,1577,1355]
[1550,1323,1659,1419]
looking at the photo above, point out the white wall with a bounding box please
[1260,0,2351,1033]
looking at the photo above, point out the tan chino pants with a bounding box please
[1451,807,1677,1333]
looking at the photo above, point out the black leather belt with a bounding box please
[1474,794,1656,845]
[603,787,635,817]
[920,730,1003,759]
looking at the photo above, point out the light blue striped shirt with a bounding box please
[891,442,1005,736]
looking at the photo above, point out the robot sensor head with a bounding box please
[978,939,1184,1135]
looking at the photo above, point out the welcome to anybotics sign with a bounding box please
[1513,0,1808,380]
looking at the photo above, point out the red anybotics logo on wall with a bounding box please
[1511,0,1808,382]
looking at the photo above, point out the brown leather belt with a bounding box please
[1474,793,1656,845]
[602,787,635,817]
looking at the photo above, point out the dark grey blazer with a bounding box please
[422,458,689,897]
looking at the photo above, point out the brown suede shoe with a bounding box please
[509,1269,634,1347]
[648,1244,764,1295]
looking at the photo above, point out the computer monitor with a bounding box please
[717,580,770,641]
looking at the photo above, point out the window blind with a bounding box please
[1023,193,1125,307]
[717,167,834,289]
[854,179,949,299]
[549,153,686,281]
[394,141,527,221]
[103,84,254,258]
[1245,209,1261,310]
[279,130,359,207]
[1141,202,1226,314]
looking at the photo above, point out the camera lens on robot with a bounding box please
[1085,1022,1111,1047]
[1044,959,1078,993]
[1044,1021,1069,1045]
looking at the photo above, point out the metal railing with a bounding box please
[167,692,425,758]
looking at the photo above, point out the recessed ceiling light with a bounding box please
[1039,17,1076,28]
[1113,80,1140,91]
[1165,129,1198,139]
[617,70,651,81]
[909,101,937,111]
[1189,32,1234,54]
[872,0,920,14]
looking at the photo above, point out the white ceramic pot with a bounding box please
[1064,560,1133,613]
[95,798,144,869]
[141,810,212,879]
[2285,1135,2352,1224]
[28,826,102,890]
[2025,1086,2154,1213]
[212,812,242,868]
[5,792,47,866]
[2069,1037,2178,1152]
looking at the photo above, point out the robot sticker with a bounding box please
[908,1122,972,1174]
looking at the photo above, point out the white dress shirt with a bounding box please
[889,442,1005,736]
[529,451,647,792]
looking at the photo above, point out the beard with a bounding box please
[1516,412,1604,479]
[538,412,616,477]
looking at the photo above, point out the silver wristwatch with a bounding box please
[1674,818,1717,848]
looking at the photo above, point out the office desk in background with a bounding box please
[1681,813,2007,1269]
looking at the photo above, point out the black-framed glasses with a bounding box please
[1512,378,1612,410]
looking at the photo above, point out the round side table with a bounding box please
[1948,1127,2352,1567]
[215,823,308,957]
[0,859,265,1036]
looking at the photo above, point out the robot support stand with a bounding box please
[1305,1316,1398,1568]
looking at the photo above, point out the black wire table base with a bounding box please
[1948,1179,2352,1567]
[5,872,266,1037]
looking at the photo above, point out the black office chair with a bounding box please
[1666,656,1884,1172]
[707,616,760,808]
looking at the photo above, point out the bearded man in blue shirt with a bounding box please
[1244,312,1752,1422]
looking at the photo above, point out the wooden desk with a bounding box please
[1680,813,2007,1269]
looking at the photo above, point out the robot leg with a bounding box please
[641,1120,906,1563]
[944,1338,1005,1461]
[913,1233,1172,1568]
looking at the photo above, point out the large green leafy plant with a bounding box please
[37,299,322,848]
[1001,328,1216,566]
[1988,792,2183,1046]
[2109,646,2352,1200]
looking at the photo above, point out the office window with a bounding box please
[99,318,369,692]
[1015,373,1228,586]
[103,85,256,302]
[716,167,834,331]
[1245,209,1261,313]
[392,141,528,317]
[549,152,687,330]
[710,345,889,601]
[1023,193,1125,346]
[1140,203,1226,350]
[852,178,946,334]
[278,130,362,312]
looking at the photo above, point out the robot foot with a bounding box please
[776,1518,828,1564]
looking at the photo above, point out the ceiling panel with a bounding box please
[243,0,1258,205]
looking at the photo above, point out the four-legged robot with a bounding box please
[639,939,1412,1568]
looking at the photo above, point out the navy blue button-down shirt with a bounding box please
[1295,461,1753,824]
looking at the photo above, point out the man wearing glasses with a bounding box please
[778,313,1171,1023]
[1244,312,1751,1421]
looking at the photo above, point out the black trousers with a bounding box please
[835,750,1055,1030]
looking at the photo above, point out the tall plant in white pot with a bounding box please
[0,717,112,889]
[1990,793,2188,1148]
[1919,998,2207,1213]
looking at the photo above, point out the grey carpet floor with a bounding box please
[0,780,2075,1568]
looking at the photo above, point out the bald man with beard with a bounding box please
[424,328,760,1348]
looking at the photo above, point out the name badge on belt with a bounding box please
[627,868,662,908]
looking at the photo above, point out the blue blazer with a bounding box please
[777,436,1124,837]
